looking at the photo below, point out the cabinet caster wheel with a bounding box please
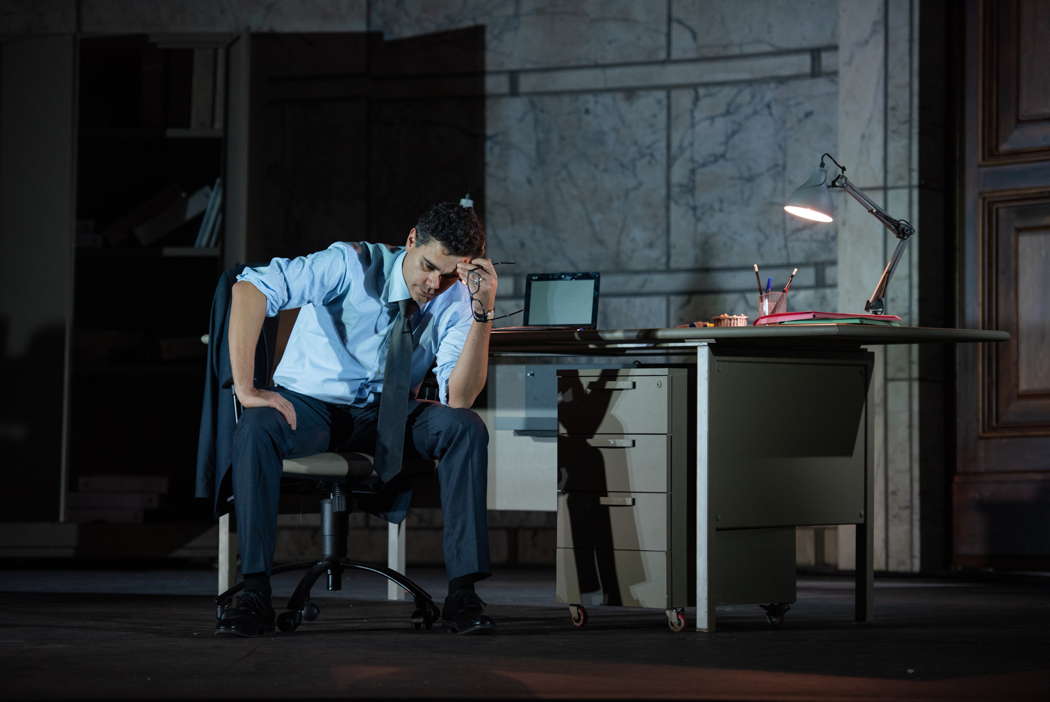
[760,602,791,627]
[276,610,302,633]
[666,608,687,632]
[302,601,320,622]
[569,604,587,628]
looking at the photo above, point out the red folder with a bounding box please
[754,311,903,326]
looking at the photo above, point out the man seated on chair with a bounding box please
[217,201,497,636]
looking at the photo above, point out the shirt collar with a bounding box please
[383,249,411,305]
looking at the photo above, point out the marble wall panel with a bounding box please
[886,377,916,571]
[0,0,75,34]
[601,265,817,296]
[836,185,886,314]
[820,49,838,74]
[368,0,667,71]
[782,286,837,314]
[80,0,367,34]
[871,346,888,570]
[518,53,810,94]
[597,295,669,330]
[885,0,916,188]
[670,290,763,324]
[837,0,885,188]
[670,0,837,59]
[485,92,667,273]
[669,76,838,271]
[883,189,918,323]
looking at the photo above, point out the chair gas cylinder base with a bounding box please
[215,451,441,633]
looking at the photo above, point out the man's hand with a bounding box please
[235,386,297,430]
[457,258,498,316]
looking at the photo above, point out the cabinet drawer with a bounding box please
[556,492,667,551]
[558,373,668,434]
[558,435,668,492]
[556,548,668,608]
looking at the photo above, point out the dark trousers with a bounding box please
[230,387,490,582]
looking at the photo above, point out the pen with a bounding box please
[753,264,763,296]
[490,261,515,265]
[783,267,799,293]
[765,277,772,292]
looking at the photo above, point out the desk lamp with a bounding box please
[784,153,915,315]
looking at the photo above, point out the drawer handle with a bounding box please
[599,496,636,507]
[586,438,636,448]
[589,380,636,391]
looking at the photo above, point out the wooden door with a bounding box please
[955,0,1050,569]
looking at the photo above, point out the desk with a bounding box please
[482,325,1007,631]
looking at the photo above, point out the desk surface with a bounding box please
[490,325,1008,353]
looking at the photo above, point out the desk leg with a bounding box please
[218,512,237,595]
[695,343,715,632]
[855,360,875,622]
[388,521,407,601]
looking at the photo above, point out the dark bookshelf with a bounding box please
[72,35,226,517]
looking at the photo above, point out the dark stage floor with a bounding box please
[1,566,1048,700]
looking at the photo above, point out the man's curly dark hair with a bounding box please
[414,201,485,258]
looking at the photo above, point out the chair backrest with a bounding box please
[270,308,300,382]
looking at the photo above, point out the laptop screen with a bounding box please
[523,272,600,327]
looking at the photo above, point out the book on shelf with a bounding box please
[77,475,169,494]
[133,184,212,246]
[754,311,903,326]
[101,184,183,246]
[204,211,223,248]
[193,177,222,247]
[66,508,145,524]
[67,492,161,510]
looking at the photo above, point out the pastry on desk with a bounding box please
[676,313,748,328]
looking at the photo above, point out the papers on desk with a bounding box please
[754,311,903,326]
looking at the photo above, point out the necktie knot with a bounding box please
[393,299,418,334]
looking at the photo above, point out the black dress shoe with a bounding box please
[442,590,495,635]
[216,590,275,637]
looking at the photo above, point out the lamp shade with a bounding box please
[784,166,834,223]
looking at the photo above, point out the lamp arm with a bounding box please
[833,175,915,240]
[829,174,916,315]
[864,236,911,315]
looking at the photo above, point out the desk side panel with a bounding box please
[709,355,871,528]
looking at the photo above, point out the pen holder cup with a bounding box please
[758,291,788,317]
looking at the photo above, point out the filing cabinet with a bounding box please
[555,368,693,630]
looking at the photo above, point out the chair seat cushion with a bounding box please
[282,452,375,480]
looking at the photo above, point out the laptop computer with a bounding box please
[499,272,600,331]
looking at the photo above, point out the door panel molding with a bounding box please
[979,188,1050,436]
[980,0,1050,163]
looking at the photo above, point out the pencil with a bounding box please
[753,264,763,296]
[783,267,799,293]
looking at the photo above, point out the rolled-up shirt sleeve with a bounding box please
[236,243,354,317]
[433,305,474,405]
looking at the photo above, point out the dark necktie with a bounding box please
[374,299,416,483]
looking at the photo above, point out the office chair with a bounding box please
[205,273,441,633]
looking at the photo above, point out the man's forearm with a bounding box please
[229,281,268,395]
[447,319,492,408]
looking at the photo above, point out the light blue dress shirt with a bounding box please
[236,241,474,406]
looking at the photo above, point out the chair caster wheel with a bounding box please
[302,601,320,621]
[411,598,440,630]
[760,602,791,627]
[276,610,302,633]
[666,608,687,632]
[569,604,587,628]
